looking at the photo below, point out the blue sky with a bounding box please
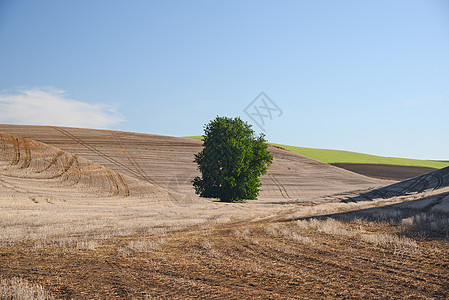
[0,0,448,159]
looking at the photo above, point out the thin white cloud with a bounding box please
[0,88,124,128]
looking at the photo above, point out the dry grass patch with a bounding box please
[127,238,165,252]
[234,229,260,245]
[33,237,101,252]
[273,217,423,256]
[0,277,53,300]
[360,233,419,255]
[265,224,315,245]
[296,218,357,237]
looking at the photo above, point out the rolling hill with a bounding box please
[1,125,448,298]
[0,131,169,200]
[0,124,385,203]
[183,135,448,180]
[270,144,449,169]
[183,136,448,168]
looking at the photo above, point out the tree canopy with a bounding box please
[192,116,273,202]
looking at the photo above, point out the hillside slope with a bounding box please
[0,124,386,202]
[272,143,449,169]
[345,165,449,204]
[183,136,449,169]
[1,126,448,299]
[0,132,168,200]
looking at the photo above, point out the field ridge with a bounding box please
[181,136,448,169]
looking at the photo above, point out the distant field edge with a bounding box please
[182,135,202,140]
[181,137,449,169]
[271,144,449,169]
[331,163,437,181]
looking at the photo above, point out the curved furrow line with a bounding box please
[20,139,31,169]
[35,151,65,173]
[0,177,20,192]
[397,177,430,196]
[392,178,424,197]
[269,174,289,199]
[51,127,137,175]
[440,168,449,187]
[112,132,153,184]
[257,236,445,292]
[371,190,387,200]
[0,176,32,194]
[434,175,444,191]
[353,167,447,202]
[48,155,78,179]
[417,178,429,193]
[224,241,362,291]
[106,169,120,196]
[310,238,447,287]
[10,136,20,165]
[61,158,82,186]
[102,259,155,297]
[275,175,291,199]
[115,172,130,198]
[238,220,441,281]
[51,127,155,185]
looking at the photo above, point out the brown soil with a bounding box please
[1,124,448,299]
[332,163,438,181]
[0,131,167,199]
[0,124,385,202]
[1,217,448,299]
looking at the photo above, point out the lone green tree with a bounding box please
[192,116,273,202]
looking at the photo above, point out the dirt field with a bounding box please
[1,213,448,299]
[0,124,385,202]
[332,163,438,181]
[0,125,448,299]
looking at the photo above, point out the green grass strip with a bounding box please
[182,136,448,169]
[271,144,449,169]
[182,135,203,140]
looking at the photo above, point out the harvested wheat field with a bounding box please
[0,124,448,299]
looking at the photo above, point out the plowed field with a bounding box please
[1,125,448,299]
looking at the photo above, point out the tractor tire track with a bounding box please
[112,132,153,184]
[51,127,158,186]
[106,170,120,196]
[60,159,82,185]
[397,176,431,196]
[355,174,435,203]
[116,172,130,198]
[0,176,32,194]
[0,176,20,193]
[10,136,20,165]
[20,139,31,169]
[270,174,290,199]
[35,151,65,173]
[417,178,429,193]
[270,174,286,199]
[434,175,444,191]
[412,178,429,194]
[48,155,78,179]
